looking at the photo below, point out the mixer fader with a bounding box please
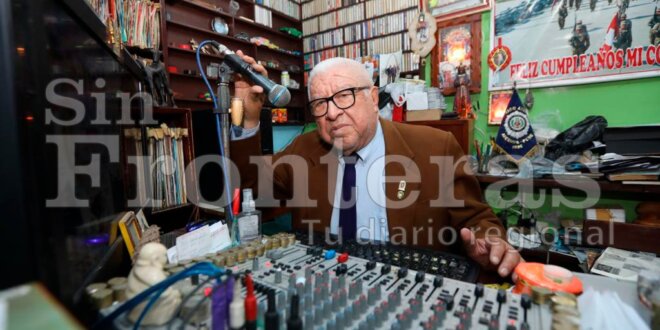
[241,242,552,330]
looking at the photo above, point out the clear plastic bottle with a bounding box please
[236,189,262,243]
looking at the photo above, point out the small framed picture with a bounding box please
[488,90,513,125]
[432,13,482,96]
[118,211,143,257]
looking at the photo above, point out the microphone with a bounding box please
[218,45,291,107]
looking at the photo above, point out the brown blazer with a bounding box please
[230,118,504,252]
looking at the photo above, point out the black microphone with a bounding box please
[218,46,291,107]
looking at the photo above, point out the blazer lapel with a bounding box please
[306,137,338,231]
[380,119,421,241]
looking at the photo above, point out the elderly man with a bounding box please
[229,51,522,277]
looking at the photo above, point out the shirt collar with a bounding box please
[339,120,384,164]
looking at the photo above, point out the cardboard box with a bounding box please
[405,109,443,121]
[405,92,428,110]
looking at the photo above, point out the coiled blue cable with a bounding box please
[92,262,223,329]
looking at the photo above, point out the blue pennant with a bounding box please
[494,90,538,162]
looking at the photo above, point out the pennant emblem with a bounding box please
[494,90,538,162]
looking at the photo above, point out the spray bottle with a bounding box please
[236,188,261,243]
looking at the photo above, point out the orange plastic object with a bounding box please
[513,262,583,295]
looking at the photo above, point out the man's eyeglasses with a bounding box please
[307,86,371,118]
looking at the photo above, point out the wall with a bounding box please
[433,11,660,221]
[273,11,659,220]
[273,126,305,152]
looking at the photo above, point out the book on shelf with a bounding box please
[84,0,161,49]
[607,171,660,181]
[147,124,189,210]
[621,180,660,185]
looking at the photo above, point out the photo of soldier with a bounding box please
[559,2,569,29]
[493,0,659,87]
[570,20,591,58]
[651,21,660,45]
[613,19,633,52]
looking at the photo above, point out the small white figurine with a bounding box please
[126,242,181,326]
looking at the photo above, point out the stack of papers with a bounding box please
[166,222,231,264]
[426,87,446,110]
[591,247,660,282]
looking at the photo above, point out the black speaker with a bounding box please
[260,108,274,155]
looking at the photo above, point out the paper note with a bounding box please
[167,246,178,264]
[209,222,231,253]
[176,225,211,261]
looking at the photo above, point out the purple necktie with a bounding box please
[339,154,358,241]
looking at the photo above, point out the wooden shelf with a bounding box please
[169,71,218,82]
[272,121,306,126]
[256,46,302,58]
[167,20,255,47]
[59,0,145,80]
[151,203,194,215]
[168,46,226,60]
[254,3,301,23]
[263,65,303,75]
[177,0,235,20]
[234,16,302,42]
[303,50,415,72]
[302,7,418,39]
[476,174,660,195]
[302,2,362,21]
[176,97,214,104]
[163,0,306,123]
[303,30,408,55]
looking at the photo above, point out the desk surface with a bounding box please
[1,283,83,330]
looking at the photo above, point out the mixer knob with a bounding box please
[374,306,384,326]
[381,264,392,275]
[474,283,484,298]
[304,265,313,278]
[397,267,408,278]
[303,294,312,310]
[304,310,313,330]
[313,272,321,287]
[331,277,339,292]
[339,288,348,306]
[344,305,355,321]
[322,270,330,284]
[288,272,297,287]
[497,289,507,303]
[325,250,336,260]
[314,304,324,323]
[331,292,341,311]
[338,273,346,288]
[521,293,532,310]
[323,299,332,319]
[274,269,283,284]
[366,260,376,270]
[366,314,376,328]
[335,310,345,328]
[433,275,444,288]
[349,281,358,299]
[367,287,376,304]
[415,272,425,283]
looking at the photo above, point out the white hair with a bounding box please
[307,57,373,99]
